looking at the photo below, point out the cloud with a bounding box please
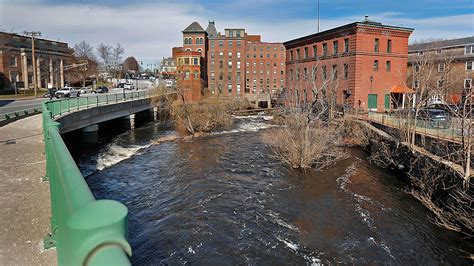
[1,1,472,65]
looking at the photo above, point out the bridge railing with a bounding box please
[0,106,42,126]
[42,102,132,265]
[367,111,464,142]
[47,90,152,118]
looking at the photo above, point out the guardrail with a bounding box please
[47,90,151,118]
[42,101,132,265]
[0,106,42,126]
[367,111,468,143]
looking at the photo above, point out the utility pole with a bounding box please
[317,0,320,33]
[24,31,41,98]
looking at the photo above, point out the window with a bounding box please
[184,58,190,65]
[237,40,241,47]
[304,47,308,58]
[465,45,474,54]
[344,38,349,53]
[246,62,249,66]
[10,55,17,67]
[228,51,232,58]
[438,63,445,72]
[387,39,392,53]
[323,43,328,56]
[303,68,307,79]
[466,61,473,71]
[219,51,223,57]
[414,80,419,88]
[333,41,338,55]
[219,40,223,48]
[184,70,190,80]
[296,49,300,60]
[296,69,300,80]
[418,51,424,55]
[219,61,223,68]
[211,72,215,80]
[415,64,420,73]
[193,58,199,65]
[237,84,241,94]
[290,50,294,61]
[322,66,327,80]
[386,61,391,72]
[437,79,444,88]
[210,52,215,58]
[210,41,215,49]
[267,54,270,58]
[237,61,241,69]
[374,38,379,52]
[332,65,338,79]
[228,61,233,67]
[343,64,348,79]
[228,40,233,47]
[229,31,233,38]
[436,49,442,54]
[373,60,379,71]
[228,84,232,93]
[194,71,199,79]
[313,45,317,57]
[465,79,472,89]
[236,31,241,38]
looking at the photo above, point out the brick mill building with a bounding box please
[284,17,413,111]
[174,21,285,107]
[0,32,71,91]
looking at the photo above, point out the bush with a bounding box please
[262,110,347,170]
[170,98,248,135]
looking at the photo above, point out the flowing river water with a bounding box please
[65,116,471,265]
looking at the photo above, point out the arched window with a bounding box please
[194,71,199,79]
[185,48,191,52]
[197,48,202,53]
[184,70,190,80]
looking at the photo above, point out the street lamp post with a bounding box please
[137,61,143,90]
[24,31,41,98]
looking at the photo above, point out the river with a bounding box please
[65,116,471,265]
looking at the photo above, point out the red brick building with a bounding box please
[284,17,413,111]
[175,50,202,102]
[174,21,285,107]
[206,21,285,107]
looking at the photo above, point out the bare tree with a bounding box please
[122,56,139,75]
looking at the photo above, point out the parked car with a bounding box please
[55,87,80,98]
[427,103,459,117]
[95,86,109,93]
[416,108,451,129]
[79,87,93,94]
[43,88,58,98]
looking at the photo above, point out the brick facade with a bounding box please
[0,32,71,90]
[284,19,413,111]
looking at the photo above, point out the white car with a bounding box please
[55,87,80,98]
[79,87,93,94]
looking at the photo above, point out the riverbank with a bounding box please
[0,115,56,265]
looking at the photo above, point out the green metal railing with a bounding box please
[47,91,150,118]
[0,107,42,124]
[42,102,132,265]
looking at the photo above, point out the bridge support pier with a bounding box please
[123,114,135,130]
[81,124,99,143]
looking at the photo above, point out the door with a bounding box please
[368,94,378,111]
[384,94,391,111]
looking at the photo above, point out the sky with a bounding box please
[1,0,473,66]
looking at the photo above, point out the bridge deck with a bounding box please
[0,115,56,265]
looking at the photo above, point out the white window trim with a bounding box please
[464,79,472,89]
[438,63,445,72]
[466,61,473,71]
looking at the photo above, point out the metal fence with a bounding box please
[367,112,469,143]
[0,107,42,124]
[47,91,151,118]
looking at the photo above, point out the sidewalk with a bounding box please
[0,115,56,265]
